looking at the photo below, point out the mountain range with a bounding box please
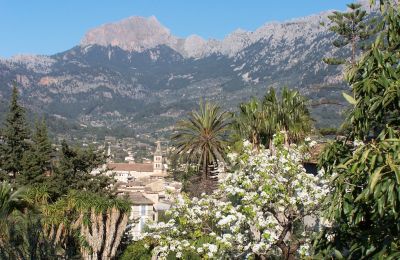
[0,6,363,138]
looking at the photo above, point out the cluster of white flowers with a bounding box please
[143,133,329,259]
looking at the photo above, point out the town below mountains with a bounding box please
[0,6,366,139]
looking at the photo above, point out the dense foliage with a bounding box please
[315,0,400,258]
[0,86,130,259]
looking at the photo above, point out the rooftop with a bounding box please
[128,192,155,205]
[108,163,153,172]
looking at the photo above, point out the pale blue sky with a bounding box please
[0,0,353,57]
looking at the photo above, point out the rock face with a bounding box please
[81,16,179,53]
[80,12,331,59]
[0,5,372,136]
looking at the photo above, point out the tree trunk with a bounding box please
[55,223,64,244]
[89,209,103,258]
[102,207,120,259]
[203,157,209,181]
[48,224,55,241]
[109,213,129,259]
[351,36,356,66]
[96,212,104,257]
[102,208,112,258]
[280,245,297,260]
[283,130,290,147]
[252,131,259,150]
[278,239,301,260]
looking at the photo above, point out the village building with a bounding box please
[128,192,157,238]
[106,141,168,182]
[105,141,182,238]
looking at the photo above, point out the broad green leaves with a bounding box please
[315,1,400,258]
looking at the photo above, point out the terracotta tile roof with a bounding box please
[107,163,153,172]
[128,192,155,205]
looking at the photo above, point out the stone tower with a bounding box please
[153,141,163,174]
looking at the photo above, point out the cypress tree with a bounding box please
[0,85,30,181]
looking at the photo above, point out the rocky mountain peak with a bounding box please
[79,8,357,60]
[80,16,179,53]
[79,12,334,59]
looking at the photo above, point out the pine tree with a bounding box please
[323,3,376,66]
[49,141,114,198]
[0,86,30,181]
[19,118,53,186]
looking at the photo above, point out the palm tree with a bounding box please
[0,182,26,256]
[172,101,231,180]
[39,190,131,260]
[0,183,62,259]
[234,87,312,149]
[233,98,265,148]
[0,182,26,220]
[67,191,131,260]
[263,87,312,146]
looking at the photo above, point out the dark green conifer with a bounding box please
[0,85,30,181]
[50,141,114,198]
[19,118,53,186]
[323,3,376,66]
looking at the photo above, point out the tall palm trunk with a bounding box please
[203,156,209,180]
[78,207,129,260]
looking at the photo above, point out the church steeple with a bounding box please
[153,141,163,173]
[155,141,162,156]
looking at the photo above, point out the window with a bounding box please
[140,205,146,216]
[140,218,145,232]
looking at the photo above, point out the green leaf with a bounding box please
[386,156,400,184]
[334,249,345,259]
[370,166,384,190]
[342,92,357,105]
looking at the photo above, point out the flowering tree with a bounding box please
[143,133,328,259]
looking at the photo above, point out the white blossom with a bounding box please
[142,133,328,258]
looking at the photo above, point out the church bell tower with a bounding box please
[153,141,163,174]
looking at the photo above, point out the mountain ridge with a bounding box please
[0,5,369,138]
[78,11,334,59]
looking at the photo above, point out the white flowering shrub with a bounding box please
[144,133,329,259]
